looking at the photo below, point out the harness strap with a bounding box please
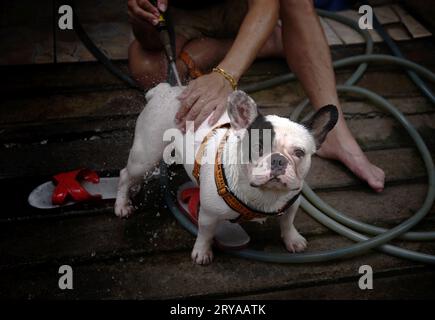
[193,123,231,184]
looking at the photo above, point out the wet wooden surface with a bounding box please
[0,36,435,299]
[0,1,432,65]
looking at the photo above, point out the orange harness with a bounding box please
[192,124,301,222]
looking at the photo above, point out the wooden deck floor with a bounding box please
[1,39,435,299]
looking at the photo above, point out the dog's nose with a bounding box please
[270,153,288,176]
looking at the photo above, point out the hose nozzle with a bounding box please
[152,3,182,86]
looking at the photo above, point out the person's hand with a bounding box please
[127,0,168,26]
[176,72,234,132]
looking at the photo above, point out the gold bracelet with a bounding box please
[212,67,238,90]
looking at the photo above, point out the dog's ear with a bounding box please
[302,104,339,149]
[227,90,259,130]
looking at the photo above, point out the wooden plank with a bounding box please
[0,89,144,125]
[0,62,130,96]
[260,96,434,118]
[340,97,434,115]
[337,10,383,43]
[1,236,433,299]
[0,115,138,145]
[320,18,343,46]
[0,108,432,179]
[250,68,435,107]
[1,100,434,180]
[328,38,435,66]
[346,114,435,150]
[1,96,432,146]
[324,17,365,45]
[400,0,435,32]
[3,66,434,129]
[244,44,435,79]
[385,24,412,41]
[236,270,435,299]
[374,5,401,24]
[0,204,192,269]
[392,4,432,38]
[343,69,435,97]
[2,39,434,96]
[1,182,433,269]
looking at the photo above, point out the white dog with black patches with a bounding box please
[115,83,338,264]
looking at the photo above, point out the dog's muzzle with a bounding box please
[270,153,289,177]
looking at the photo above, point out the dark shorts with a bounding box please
[170,0,249,40]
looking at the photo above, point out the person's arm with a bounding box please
[176,0,279,130]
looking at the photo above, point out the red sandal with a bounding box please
[51,168,102,205]
[28,168,119,209]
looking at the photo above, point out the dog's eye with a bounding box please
[294,148,305,158]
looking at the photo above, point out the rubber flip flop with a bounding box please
[28,168,119,209]
[177,181,250,250]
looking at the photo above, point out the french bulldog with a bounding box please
[115,83,338,264]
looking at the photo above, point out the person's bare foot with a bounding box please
[317,120,385,192]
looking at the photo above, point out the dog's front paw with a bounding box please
[191,244,214,265]
[283,229,307,253]
[114,198,135,218]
